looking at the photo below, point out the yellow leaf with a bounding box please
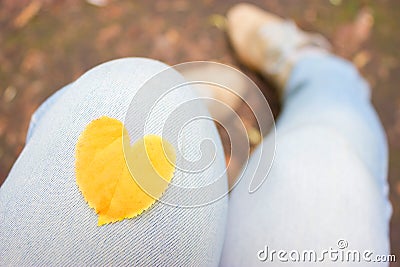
[75,116,176,226]
[13,0,42,28]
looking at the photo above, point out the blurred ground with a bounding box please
[0,0,399,263]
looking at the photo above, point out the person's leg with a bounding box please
[0,58,228,266]
[278,54,388,184]
[221,54,392,266]
[26,84,69,142]
[221,4,391,266]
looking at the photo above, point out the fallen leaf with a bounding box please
[353,50,371,69]
[2,86,17,103]
[13,0,42,28]
[247,127,262,146]
[86,0,109,7]
[333,7,374,58]
[329,0,342,6]
[208,14,227,30]
[75,116,176,226]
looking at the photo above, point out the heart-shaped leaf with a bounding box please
[75,116,176,226]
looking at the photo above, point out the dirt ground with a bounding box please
[0,0,399,264]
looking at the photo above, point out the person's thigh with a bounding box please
[26,84,70,142]
[0,58,228,266]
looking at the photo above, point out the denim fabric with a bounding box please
[220,55,391,266]
[0,58,228,266]
[0,55,392,266]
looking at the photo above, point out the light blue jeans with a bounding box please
[221,55,392,266]
[0,55,392,266]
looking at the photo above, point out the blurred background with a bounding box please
[0,0,399,263]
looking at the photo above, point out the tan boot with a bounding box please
[227,3,330,91]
